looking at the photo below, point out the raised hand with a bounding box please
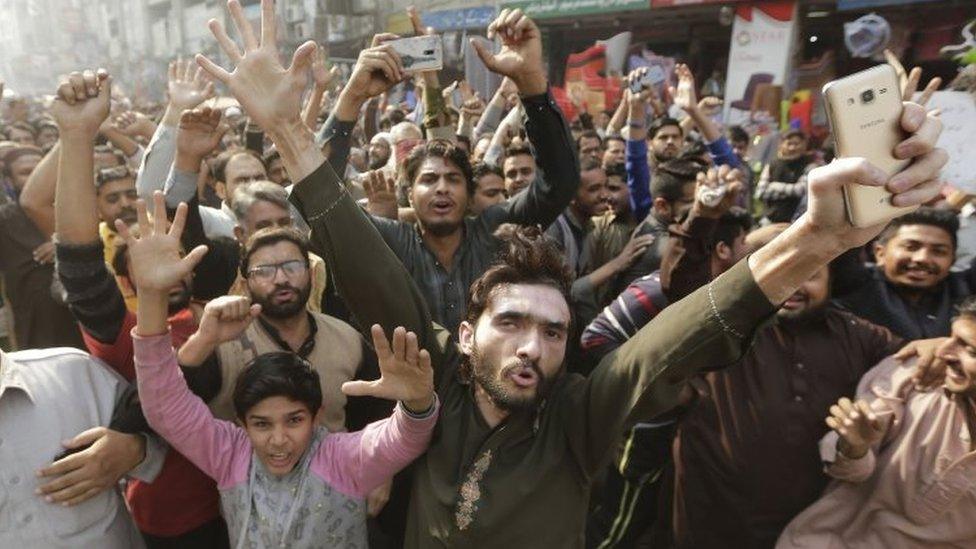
[363,170,399,220]
[195,0,317,135]
[113,110,158,139]
[114,191,208,295]
[338,35,406,111]
[342,325,435,414]
[471,9,546,96]
[311,45,340,90]
[826,397,885,459]
[694,166,744,218]
[167,58,215,112]
[670,63,698,113]
[460,93,486,118]
[609,231,655,272]
[50,69,111,138]
[194,295,262,346]
[176,107,229,164]
[803,102,946,249]
[894,336,951,390]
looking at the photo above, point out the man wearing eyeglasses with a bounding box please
[174,226,383,437]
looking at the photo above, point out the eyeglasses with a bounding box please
[246,259,308,282]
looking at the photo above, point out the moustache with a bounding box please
[896,261,940,275]
[501,357,543,379]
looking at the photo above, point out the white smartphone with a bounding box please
[389,35,443,73]
[822,64,913,228]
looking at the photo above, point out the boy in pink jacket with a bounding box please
[125,193,439,548]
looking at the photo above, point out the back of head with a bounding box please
[466,225,573,325]
[233,352,322,420]
[712,207,753,250]
[652,158,704,202]
[879,207,959,250]
[231,180,290,223]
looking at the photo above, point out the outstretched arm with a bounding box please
[194,0,451,372]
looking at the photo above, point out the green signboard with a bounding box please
[503,0,648,20]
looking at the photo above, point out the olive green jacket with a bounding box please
[291,160,777,548]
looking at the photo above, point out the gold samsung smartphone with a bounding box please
[822,64,913,228]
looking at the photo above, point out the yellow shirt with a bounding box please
[99,222,139,312]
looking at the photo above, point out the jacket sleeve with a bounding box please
[55,240,127,345]
[626,138,652,222]
[563,258,777,476]
[133,330,250,488]
[135,124,176,200]
[492,89,580,229]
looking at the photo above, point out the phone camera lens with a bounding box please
[860,89,875,104]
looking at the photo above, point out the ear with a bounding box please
[312,406,324,425]
[873,241,886,264]
[215,181,227,202]
[458,321,475,356]
[233,225,246,244]
[714,241,732,262]
[652,197,671,218]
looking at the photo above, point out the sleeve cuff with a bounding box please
[820,431,876,480]
[127,433,168,483]
[55,239,106,265]
[519,87,557,111]
[398,393,440,421]
[131,329,176,368]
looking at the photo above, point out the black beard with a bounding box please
[252,283,311,319]
[422,218,462,237]
[777,300,828,324]
[469,342,552,413]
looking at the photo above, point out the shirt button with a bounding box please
[796,363,804,370]
[9,475,20,485]
[794,395,803,402]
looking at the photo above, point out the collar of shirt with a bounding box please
[0,351,34,402]
[257,312,318,359]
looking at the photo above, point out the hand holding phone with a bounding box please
[823,64,913,227]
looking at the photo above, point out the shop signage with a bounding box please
[503,0,647,20]
[837,0,941,11]
[421,7,496,31]
[723,1,798,125]
[651,0,745,7]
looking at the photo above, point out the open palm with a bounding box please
[168,58,215,111]
[342,325,435,412]
[115,192,207,294]
[195,0,316,132]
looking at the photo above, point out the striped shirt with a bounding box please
[580,271,670,362]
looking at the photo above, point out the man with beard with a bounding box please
[368,132,394,171]
[833,207,971,339]
[755,129,817,223]
[198,3,944,546]
[330,11,578,336]
[173,227,382,437]
[659,223,907,549]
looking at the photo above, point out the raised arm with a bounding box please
[194,0,451,369]
[137,58,215,199]
[670,64,738,169]
[471,10,579,228]
[623,70,654,221]
[566,101,947,473]
[19,140,60,237]
[303,45,338,132]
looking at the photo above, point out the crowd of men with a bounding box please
[0,0,972,547]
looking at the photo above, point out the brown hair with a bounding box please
[403,139,474,195]
[465,224,573,326]
[239,227,311,278]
